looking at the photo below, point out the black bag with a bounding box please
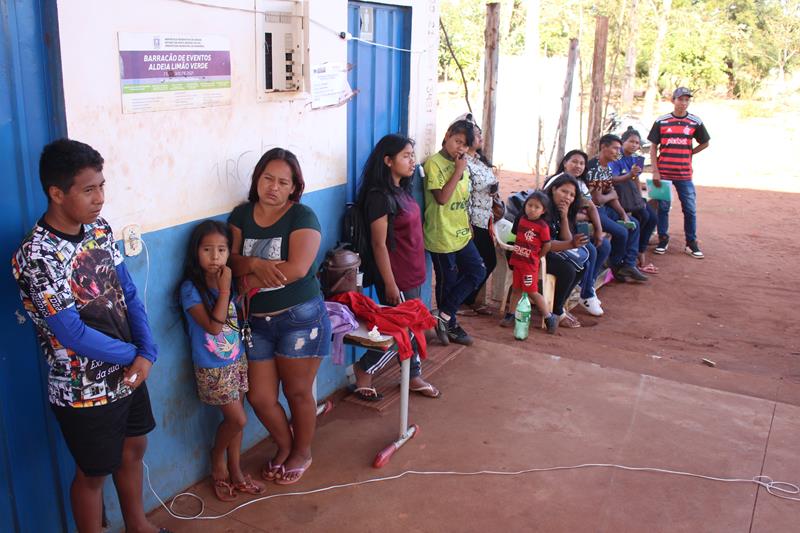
[504,188,535,223]
[341,190,396,288]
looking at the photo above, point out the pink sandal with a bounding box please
[261,459,284,481]
[212,479,238,502]
[234,474,267,495]
[274,458,312,486]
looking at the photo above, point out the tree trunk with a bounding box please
[587,16,609,154]
[482,2,501,162]
[621,0,639,111]
[643,0,671,118]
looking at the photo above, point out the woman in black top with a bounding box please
[542,174,590,328]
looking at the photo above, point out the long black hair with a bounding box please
[555,149,590,182]
[356,134,415,208]
[178,220,233,316]
[247,148,305,204]
[543,174,582,231]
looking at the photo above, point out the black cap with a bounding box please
[672,87,693,99]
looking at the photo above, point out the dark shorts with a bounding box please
[248,295,332,361]
[51,383,156,477]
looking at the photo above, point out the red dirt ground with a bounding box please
[479,175,800,407]
[148,182,800,532]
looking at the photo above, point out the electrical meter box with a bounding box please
[256,0,306,93]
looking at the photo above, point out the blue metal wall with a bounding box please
[0,1,73,531]
[346,1,411,202]
[345,2,432,306]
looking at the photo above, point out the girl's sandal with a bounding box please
[274,458,312,486]
[212,479,238,502]
[234,475,267,495]
[261,460,284,481]
[559,313,582,328]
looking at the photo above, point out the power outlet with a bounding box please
[122,224,143,257]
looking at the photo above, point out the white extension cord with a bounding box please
[144,461,799,522]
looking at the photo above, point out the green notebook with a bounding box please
[646,179,672,202]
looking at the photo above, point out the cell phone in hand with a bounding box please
[576,222,591,238]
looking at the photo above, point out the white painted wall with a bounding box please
[57,0,439,233]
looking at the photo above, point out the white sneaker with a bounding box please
[580,296,604,316]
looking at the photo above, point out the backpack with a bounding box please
[341,190,397,288]
[504,189,535,223]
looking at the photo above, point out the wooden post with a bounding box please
[586,16,609,154]
[556,38,579,164]
[482,2,500,162]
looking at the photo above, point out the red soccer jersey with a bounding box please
[647,112,710,180]
[509,217,551,269]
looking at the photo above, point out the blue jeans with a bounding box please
[580,237,611,299]
[657,179,697,242]
[598,205,639,268]
[430,240,486,322]
[631,204,657,253]
[247,296,332,360]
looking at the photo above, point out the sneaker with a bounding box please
[685,241,704,259]
[432,310,450,346]
[544,313,559,334]
[579,296,604,316]
[499,314,514,328]
[617,265,649,282]
[654,235,669,255]
[447,323,474,346]
[611,266,628,283]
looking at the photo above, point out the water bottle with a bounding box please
[514,292,531,340]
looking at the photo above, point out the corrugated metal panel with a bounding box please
[0,0,72,531]
[346,1,411,201]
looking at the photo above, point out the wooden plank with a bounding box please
[481,2,501,162]
[344,343,466,412]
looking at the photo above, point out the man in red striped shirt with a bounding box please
[648,87,710,258]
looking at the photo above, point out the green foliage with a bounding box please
[438,0,800,98]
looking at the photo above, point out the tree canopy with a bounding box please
[439,0,800,98]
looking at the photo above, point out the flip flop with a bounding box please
[274,458,312,486]
[261,459,284,481]
[559,313,582,328]
[212,479,238,502]
[471,304,493,316]
[353,386,384,402]
[234,475,267,495]
[410,383,442,399]
[641,263,659,274]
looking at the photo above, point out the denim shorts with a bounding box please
[247,295,331,361]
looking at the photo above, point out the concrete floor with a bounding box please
[148,335,800,532]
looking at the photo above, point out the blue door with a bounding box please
[346,1,411,201]
[0,1,73,531]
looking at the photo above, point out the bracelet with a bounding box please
[211,316,226,325]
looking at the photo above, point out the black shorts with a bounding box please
[51,383,156,477]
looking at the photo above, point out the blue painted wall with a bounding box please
[102,184,350,524]
[0,1,73,531]
[1,1,421,530]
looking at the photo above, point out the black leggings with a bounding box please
[464,225,497,305]
[546,252,582,315]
